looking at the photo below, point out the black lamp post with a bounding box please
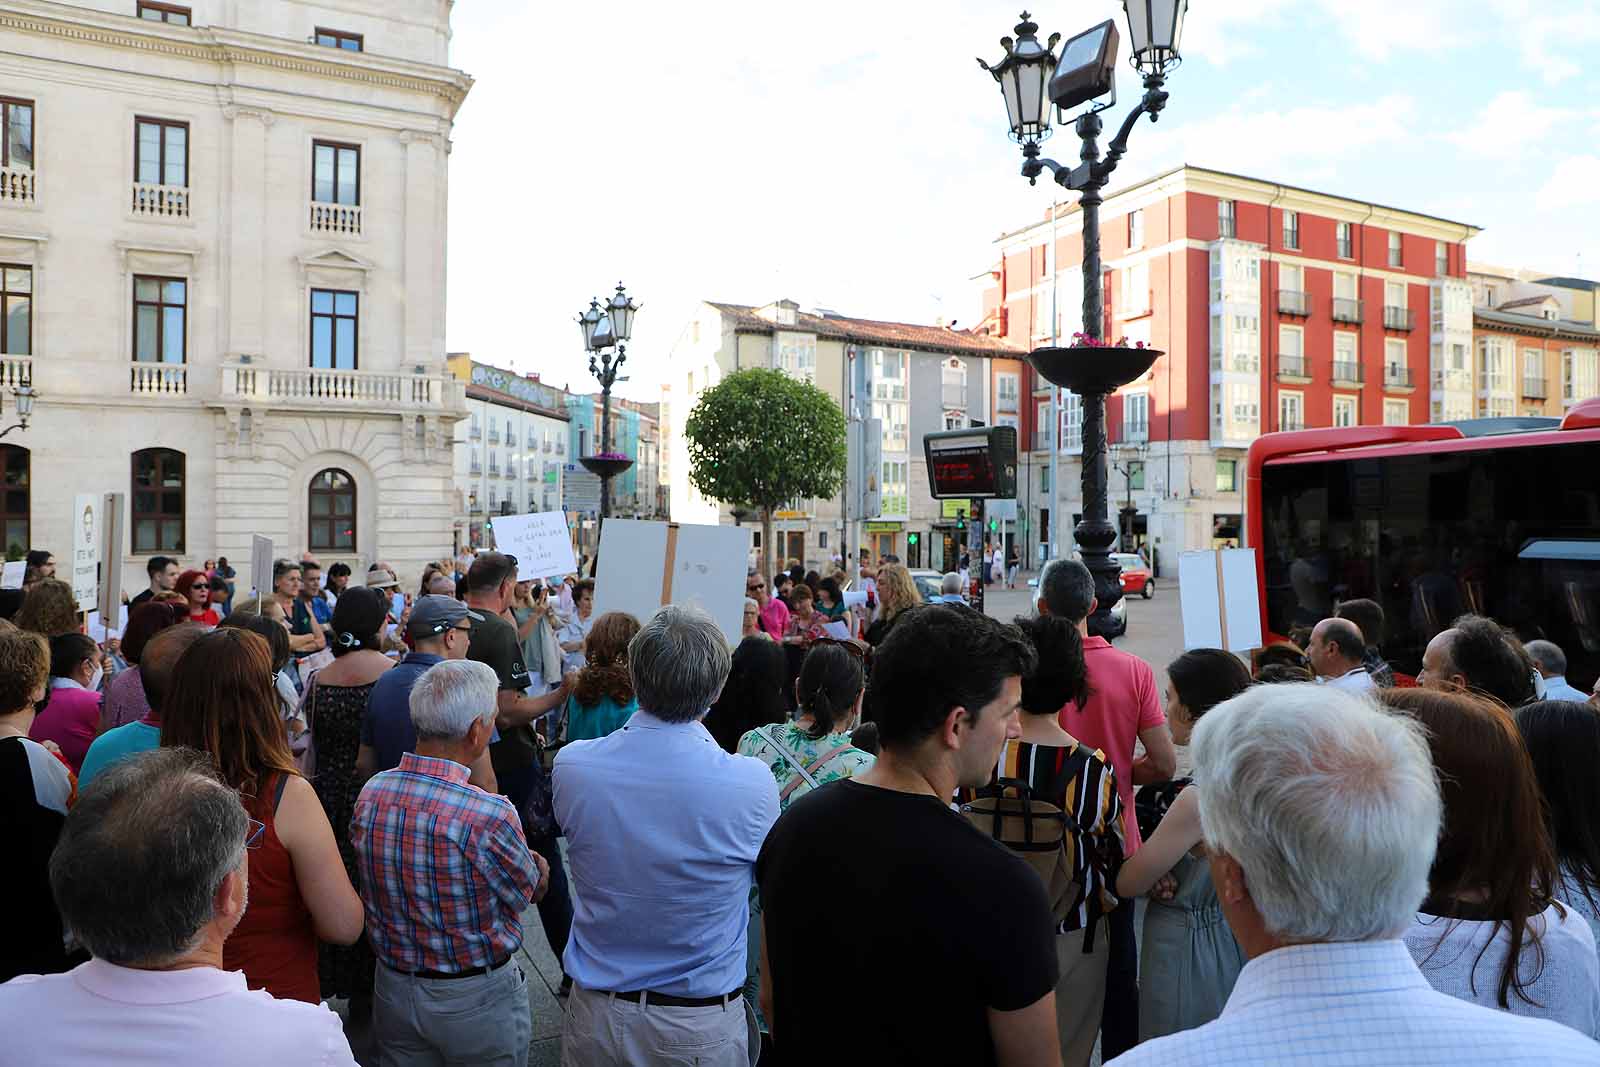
[576,283,641,543]
[0,383,36,440]
[980,2,1184,634]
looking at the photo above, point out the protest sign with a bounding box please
[489,511,578,581]
[251,535,273,598]
[1177,548,1263,653]
[592,519,752,644]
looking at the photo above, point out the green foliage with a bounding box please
[684,368,847,512]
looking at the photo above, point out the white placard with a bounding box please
[87,606,129,642]
[592,519,752,645]
[0,560,24,590]
[251,534,274,599]
[71,493,100,611]
[1177,548,1263,653]
[490,511,578,581]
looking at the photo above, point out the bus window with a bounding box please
[1258,439,1600,689]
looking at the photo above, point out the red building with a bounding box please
[975,165,1479,564]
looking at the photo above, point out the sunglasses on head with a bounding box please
[811,637,866,660]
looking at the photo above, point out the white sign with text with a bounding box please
[491,511,579,581]
[71,493,100,611]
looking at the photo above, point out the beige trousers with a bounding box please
[1055,923,1111,1067]
[561,983,757,1067]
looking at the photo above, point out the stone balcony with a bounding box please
[0,165,35,205]
[0,354,31,388]
[216,362,466,415]
[131,182,190,219]
[309,202,362,236]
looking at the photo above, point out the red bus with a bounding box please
[1246,397,1600,692]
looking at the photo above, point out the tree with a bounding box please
[684,368,848,578]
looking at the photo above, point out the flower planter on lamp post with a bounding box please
[575,284,642,546]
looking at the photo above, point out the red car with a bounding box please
[1113,553,1154,599]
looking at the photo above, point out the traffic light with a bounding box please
[956,509,966,532]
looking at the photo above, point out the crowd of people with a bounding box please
[1,541,1599,1067]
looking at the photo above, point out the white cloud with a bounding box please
[1441,91,1580,158]
[1537,156,1600,210]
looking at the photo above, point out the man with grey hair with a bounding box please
[933,571,968,604]
[555,604,779,1066]
[0,748,357,1065]
[352,659,548,1067]
[1107,684,1599,1065]
[1526,639,1588,703]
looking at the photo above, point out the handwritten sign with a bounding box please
[71,493,100,611]
[490,511,578,581]
[1177,548,1263,653]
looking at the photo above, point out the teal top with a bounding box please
[78,720,161,789]
[564,693,639,742]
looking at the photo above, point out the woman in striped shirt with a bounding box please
[977,614,1124,1067]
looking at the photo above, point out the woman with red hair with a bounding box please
[174,569,219,628]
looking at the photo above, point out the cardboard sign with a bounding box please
[0,560,23,590]
[490,511,578,581]
[251,535,274,599]
[592,518,752,644]
[1177,548,1263,653]
[71,493,100,612]
[98,493,125,623]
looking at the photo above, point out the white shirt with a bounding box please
[1404,903,1600,1039]
[0,959,357,1066]
[1106,939,1600,1066]
[1542,676,1590,703]
[1322,666,1376,694]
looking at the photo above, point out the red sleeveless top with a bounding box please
[224,773,321,1003]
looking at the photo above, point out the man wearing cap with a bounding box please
[357,594,497,791]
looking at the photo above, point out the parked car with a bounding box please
[1113,552,1154,599]
[908,569,946,603]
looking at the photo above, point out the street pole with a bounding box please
[1048,197,1061,566]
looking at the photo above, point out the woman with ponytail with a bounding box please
[302,584,393,1011]
[737,640,875,810]
[562,611,641,741]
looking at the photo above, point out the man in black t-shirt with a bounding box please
[128,556,178,609]
[757,605,1061,1067]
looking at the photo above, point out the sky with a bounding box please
[444,0,1600,401]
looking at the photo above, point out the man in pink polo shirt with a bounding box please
[1038,557,1176,1062]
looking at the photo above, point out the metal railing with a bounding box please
[1383,305,1415,331]
[1332,361,1364,384]
[1276,354,1310,379]
[1277,289,1311,316]
[1383,366,1414,388]
[1521,377,1547,399]
[1331,298,1364,324]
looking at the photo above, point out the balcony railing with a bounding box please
[488,429,501,443]
[130,361,187,395]
[1521,377,1547,399]
[1383,305,1415,331]
[0,354,31,389]
[469,424,481,440]
[996,394,1019,413]
[1032,430,1052,451]
[469,461,482,475]
[1276,354,1311,381]
[1280,417,1305,432]
[527,470,539,483]
[1383,366,1415,389]
[1331,298,1364,324]
[1277,289,1311,316]
[942,384,968,408]
[217,364,467,413]
[1332,361,1364,385]
[1124,423,1149,443]
[131,182,190,219]
[0,165,35,205]
[309,201,362,235]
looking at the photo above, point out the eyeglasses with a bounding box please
[453,624,473,634]
[244,818,266,850]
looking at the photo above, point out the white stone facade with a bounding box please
[0,0,469,594]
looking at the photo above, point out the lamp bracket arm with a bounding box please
[1094,80,1169,183]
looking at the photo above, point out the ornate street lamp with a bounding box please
[0,382,36,440]
[979,1,1185,635]
[576,283,641,542]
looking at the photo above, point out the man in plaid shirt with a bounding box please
[353,659,550,1067]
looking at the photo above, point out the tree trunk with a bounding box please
[761,505,775,583]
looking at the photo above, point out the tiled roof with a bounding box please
[706,301,1025,357]
[1474,308,1600,341]
[1535,276,1599,291]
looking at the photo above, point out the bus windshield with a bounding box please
[1257,437,1600,690]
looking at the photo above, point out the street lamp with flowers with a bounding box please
[979,1,1185,634]
[576,283,642,538]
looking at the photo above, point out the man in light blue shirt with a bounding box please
[554,604,777,1067]
[1107,683,1599,1066]
[1527,640,1590,703]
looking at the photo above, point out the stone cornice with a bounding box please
[0,2,473,113]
